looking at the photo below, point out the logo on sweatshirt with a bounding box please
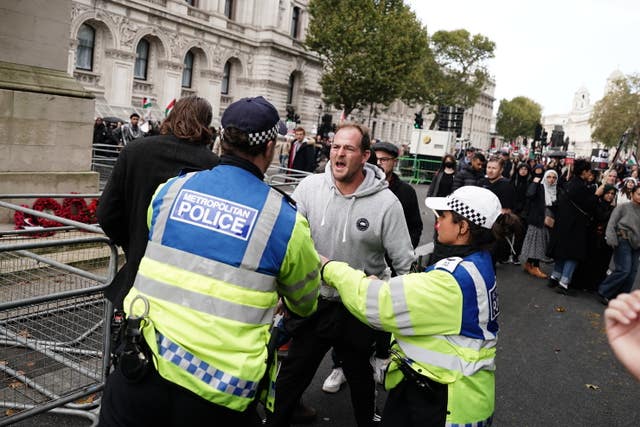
[356,218,369,231]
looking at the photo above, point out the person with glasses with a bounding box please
[373,141,423,249]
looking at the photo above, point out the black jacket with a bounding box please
[289,141,316,173]
[452,164,485,191]
[388,173,423,248]
[548,176,598,261]
[525,181,557,227]
[97,134,219,307]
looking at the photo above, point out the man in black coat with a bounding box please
[97,97,219,308]
[482,156,518,264]
[547,159,604,294]
[373,141,423,248]
[287,127,316,173]
[452,152,486,191]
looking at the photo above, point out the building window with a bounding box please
[185,0,196,5]
[134,39,149,80]
[182,51,194,88]
[291,6,301,38]
[76,23,95,71]
[221,61,231,94]
[287,73,295,105]
[224,0,234,19]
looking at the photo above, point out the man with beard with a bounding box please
[119,113,146,146]
[269,123,415,427]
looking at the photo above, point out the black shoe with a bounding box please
[547,277,559,288]
[556,285,574,296]
[597,293,610,306]
[292,401,317,424]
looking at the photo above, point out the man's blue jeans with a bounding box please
[551,259,578,288]
[598,239,640,299]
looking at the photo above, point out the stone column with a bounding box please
[0,0,98,224]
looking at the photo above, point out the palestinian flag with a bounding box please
[142,97,152,109]
[165,98,176,117]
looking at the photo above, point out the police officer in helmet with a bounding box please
[99,96,321,426]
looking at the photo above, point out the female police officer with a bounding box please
[320,186,505,426]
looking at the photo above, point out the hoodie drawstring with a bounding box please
[342,197,355,243]
[320,190,334,227]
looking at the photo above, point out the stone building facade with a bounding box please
[69,0,493,148]
[461,79,495,152]
[69,0,323,128]
[541,70,625,158]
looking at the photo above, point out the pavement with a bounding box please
[12,183,640,426]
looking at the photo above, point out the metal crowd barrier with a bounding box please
[91,144,120,191]
[397,156,440,184]
[0,197,117,426]
[265,165,313,195]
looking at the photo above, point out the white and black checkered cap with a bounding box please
[220,96,287,146]
[425,186,502,229]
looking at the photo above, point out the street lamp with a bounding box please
[316,104,323,131]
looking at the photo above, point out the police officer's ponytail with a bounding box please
[451,211,522,252]
[491,212,522,243]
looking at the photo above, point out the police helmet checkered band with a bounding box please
[425,186,502,229]
[220,96,284,146]
[248,123,279,146]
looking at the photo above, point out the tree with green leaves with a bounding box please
[590,73,640,158]
[495,96,542,142]
[305,0,427,116]
[402,29,495,129]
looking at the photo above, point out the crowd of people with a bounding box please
[431,146,640,303]
[93,113,161,150]
[94,94,639,427]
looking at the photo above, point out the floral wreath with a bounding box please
[31,198,63,228]
[59,196,90,223]
[14,197,100,237]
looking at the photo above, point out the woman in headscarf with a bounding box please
[510,162,531,263]
[520,168,558,279]
[617,177,637,205]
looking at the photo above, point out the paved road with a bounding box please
[17,183,640,426]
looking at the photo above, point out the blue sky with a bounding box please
[405,0,639,115]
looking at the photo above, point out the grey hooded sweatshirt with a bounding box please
[292,162,416,299]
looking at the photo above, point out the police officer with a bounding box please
[319,186,504,427]
[98,96,321,426]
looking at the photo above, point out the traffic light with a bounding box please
[534,123,542,141]
[413,112,424,129]
[285,106,295,122]
[451,107,464,138]
[541,130,548,146]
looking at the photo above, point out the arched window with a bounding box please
[291,7,301,38]
[287,73,296,105]
[182,51,194,88]
[221,61,231,95]
[134,39,150,80]
[76,24,95,71]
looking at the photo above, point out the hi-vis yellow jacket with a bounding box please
[125,164,320,412]
[322,251,498,426]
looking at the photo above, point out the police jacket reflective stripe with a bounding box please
[125,162,320,412]
[321,250,497,425]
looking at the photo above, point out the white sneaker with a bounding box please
[370,356,390,385]
[322,367,347,393]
